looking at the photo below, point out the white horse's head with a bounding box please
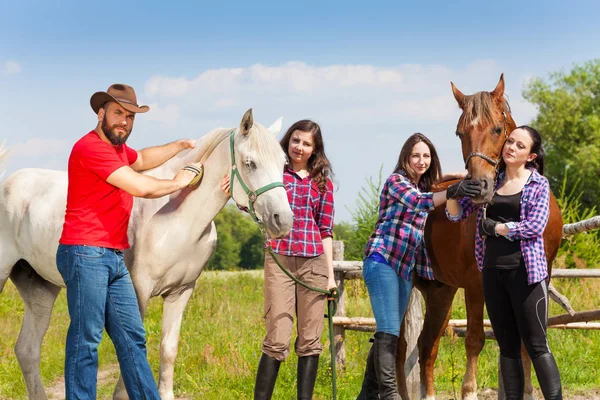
[230,109,293,238]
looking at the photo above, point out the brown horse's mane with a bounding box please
[459,91,511,127]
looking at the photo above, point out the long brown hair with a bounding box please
[393,133,442,191]
[279,119,333,192]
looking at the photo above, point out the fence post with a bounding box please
[403,288,424,398]
[332,240,346,370]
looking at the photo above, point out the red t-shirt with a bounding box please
[59,131,138,249]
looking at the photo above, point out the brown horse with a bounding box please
[401,74,563,399]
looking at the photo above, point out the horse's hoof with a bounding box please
[159,392,175,400]
[462,392,478,400]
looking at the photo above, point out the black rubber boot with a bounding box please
[297,355,319,399]
[499,355,524,400]
[532,353,563,400]
[356,341,379,400]
[373,332,401,400]
[254,353,281,400]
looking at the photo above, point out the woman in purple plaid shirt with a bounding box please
[356,133,481,400]
[446,126,562,400]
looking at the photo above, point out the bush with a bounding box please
[556,171,600,269]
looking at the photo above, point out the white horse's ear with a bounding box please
[267,117,283,136]
[240,108,254,136]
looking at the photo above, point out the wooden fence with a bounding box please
[331,215,600,398]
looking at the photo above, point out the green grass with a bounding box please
[1,270,599,399]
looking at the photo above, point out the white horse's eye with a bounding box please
[245,159,257,170]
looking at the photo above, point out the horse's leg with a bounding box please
[10,262,60,400]
[157,287,195,400]
[462,282,486,400]
[418,282,458,400]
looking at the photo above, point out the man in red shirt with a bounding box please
[56,84,203,400]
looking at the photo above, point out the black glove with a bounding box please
[480,217,499,237]
[446,179,482,200]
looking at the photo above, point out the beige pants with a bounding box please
[261,251,329,361]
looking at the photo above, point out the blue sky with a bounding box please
[1,0,599,223]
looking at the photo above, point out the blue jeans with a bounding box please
[56,244,160,400]
[363,256,413,337]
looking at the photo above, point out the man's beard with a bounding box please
[102,119,132,145]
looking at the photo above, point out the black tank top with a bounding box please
[484,191,522,269]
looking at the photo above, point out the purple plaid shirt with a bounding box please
[446,169,551,285]
[365,170,435,280]
[267,166,335,257]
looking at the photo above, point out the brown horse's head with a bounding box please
[451,73,517,203]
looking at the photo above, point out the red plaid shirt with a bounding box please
[267,166,335,257]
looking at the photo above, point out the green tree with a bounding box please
[343,166,384,260]
[208,204,264,270]
[333,221,354,242]
[523,59,600,208]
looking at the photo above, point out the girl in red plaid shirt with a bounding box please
[447,126,562,400]
[234,120,336,400]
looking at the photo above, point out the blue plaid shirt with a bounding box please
[446,169,551,285]
[365,170,435,280]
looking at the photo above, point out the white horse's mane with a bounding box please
[152,123,283,178]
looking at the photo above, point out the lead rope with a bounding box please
[261,225,340,399]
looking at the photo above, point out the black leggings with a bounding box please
[483,263,562,399]
[483,263,550,358]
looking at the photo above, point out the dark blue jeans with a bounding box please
[56,244,160,400]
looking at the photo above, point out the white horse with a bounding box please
[0,109,293,400]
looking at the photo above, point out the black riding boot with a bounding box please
[373,332,401,400]
[532,353,562,400]
[356,340,379,400]
[499,355,524,400]
[297,355,319,399]
[254,353,281,400]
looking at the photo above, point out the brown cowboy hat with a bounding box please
[90,83,150,114]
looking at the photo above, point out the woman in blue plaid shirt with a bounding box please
[446,126,562,400]
[356,133,481,400]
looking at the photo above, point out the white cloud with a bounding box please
[2,61,21,76]
[137,60,544,223]
[145,103,181,125]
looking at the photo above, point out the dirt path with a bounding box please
[47,366,117,399]
[46,365,189,400]
[44,365,600,400]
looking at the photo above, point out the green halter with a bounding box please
[229,130,285,223]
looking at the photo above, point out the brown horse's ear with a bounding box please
[451,81,466,109]
[490,73,505,102]
[240,108,254,136]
